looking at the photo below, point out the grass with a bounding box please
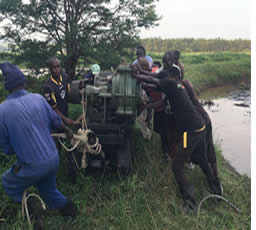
[0,131,250,229]
[149,51,251,92]
[0,51,251,229]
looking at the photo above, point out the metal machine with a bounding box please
[70,65,140,174]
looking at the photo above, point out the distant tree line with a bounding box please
[141,38,251,53]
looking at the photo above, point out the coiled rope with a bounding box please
[52,88,104,169]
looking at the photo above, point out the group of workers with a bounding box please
[0,45,222,229]
[131,45,222,211]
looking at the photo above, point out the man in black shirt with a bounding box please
[132,67,222,210]
[43,57,79,126]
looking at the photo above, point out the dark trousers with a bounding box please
[172,130,215,200]
[205,122,218,178]
[154,111,169,153]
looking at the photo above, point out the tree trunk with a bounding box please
[64,55,78,81]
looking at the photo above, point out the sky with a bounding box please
[140,0,251,39]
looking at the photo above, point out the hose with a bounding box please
[196,194,241,230]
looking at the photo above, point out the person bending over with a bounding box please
[0,63,77,228]
[131,66,222,210]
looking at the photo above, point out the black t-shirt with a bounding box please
[42,72,71,116]
[158,78,204,134]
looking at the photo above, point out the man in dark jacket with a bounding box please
[43,57,79,126]
[131,66,222,210]
[0,62,77,228]
[43,57,81,183]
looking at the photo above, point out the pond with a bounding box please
[200,85,251,177]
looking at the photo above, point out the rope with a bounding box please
[196,194,241,230]
[21,191,46,228]
[51,88,104,169]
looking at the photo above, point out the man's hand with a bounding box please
[60,123,74,139]
[65,118,75,126]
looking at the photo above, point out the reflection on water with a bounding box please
[200,87,251,177]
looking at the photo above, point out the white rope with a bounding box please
[51,88,104,169]
[21,191,46,228]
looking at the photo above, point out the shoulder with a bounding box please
[157,70,169,79]
[25,92,45,101]
[61,71,70,82]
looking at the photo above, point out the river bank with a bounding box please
[0,52,251,229]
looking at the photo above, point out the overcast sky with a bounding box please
[140,0,251,39]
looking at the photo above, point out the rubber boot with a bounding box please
[208,177,223,196]
[27,197,45,230]
[182,185,197,212]
[58,200,78,217]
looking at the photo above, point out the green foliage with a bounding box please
[0,76,8,102]
[145,51,251,92]
[0,0,160,79]
[141,38,251,53]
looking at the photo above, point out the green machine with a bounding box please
[70,65,140,173]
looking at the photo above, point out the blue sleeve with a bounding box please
[0,113,14,155]
[41,96,62,130]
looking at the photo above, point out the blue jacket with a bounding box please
[0,90,62,175]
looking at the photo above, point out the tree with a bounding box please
[0,0,159,79]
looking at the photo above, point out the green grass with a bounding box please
[149,51,251,92]
[0,51,251,229]
[0,130,250,229]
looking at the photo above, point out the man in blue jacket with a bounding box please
[0,62,77,228]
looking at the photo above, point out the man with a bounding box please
[132,57,153,140]
[162,50,220,179]
[131,65,222,210]
[173,50,185,80]
[182,79,220,180]
[43,57,78,126]
[43,57,80,183]
[0,63,77,228]
[133,45,153,70]
[140,60,170,160]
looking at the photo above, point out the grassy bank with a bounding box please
[0,52,251,229]
[150,51,251,92]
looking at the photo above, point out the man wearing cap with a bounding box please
[0,62,78,227]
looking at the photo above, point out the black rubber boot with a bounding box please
[208,177,223,196]
[58,200,78,217]
[27,197,45,230]
[181,185,197,212]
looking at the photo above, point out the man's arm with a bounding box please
[42,84,78,126]
[130,63,157,77]
[132,72,160,85]
[53,108,76,126]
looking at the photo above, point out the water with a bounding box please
[200,86,251,177]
